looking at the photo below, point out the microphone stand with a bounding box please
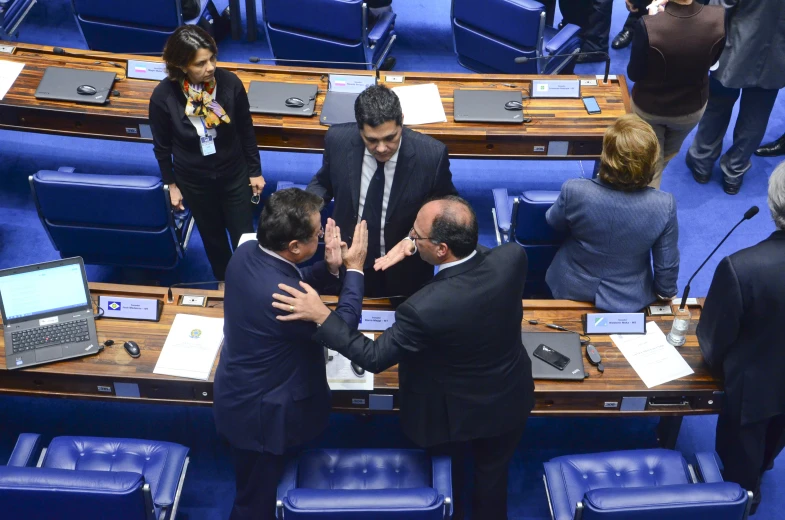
[514,51,611,84]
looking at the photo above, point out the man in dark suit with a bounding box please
[213,188,367,520]
[307,84,457,298]
[274,196,534,520]
[697,161,785,514]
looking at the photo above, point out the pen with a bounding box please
[546,323,568,331]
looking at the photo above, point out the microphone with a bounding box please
[677,206,759,310]
[514,51,611,84]
[167,281,224,304]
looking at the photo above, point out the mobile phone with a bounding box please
[532,344,571,370]
[582,96,601,115]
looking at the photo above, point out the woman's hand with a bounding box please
[169,183,185,210]
[249,176,266,197]
[646,0,668,15]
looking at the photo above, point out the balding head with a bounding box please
[413,196,478,265]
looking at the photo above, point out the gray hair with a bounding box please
[769,161,785,230]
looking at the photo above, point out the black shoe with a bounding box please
[691,169,711,184]
[379,56,396,71]
[755,134,785,157]
[611,29,633,50]
[723,178,743,195]
[576,53,607,64]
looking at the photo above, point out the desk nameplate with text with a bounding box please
[98,296,161,322]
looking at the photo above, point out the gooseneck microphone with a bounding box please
[677,205,759,310]
[515,51,611,84]
[167,281,224,304]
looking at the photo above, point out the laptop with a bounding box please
[35,67,117,104]
[1,257,100,370]
[127,60,167,81]
[453,89,524,124]
[320,91,359,126]
[247,81,318,117]
[521,331,586,380]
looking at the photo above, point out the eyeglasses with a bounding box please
[409,227,431,241]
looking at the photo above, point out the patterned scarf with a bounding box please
[181,78,231,129]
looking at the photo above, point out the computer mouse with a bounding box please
[123,340,141,358]
[284,97,305,108]
[76,85,98,96]
[351,362,365,377]
[504,100,523,111]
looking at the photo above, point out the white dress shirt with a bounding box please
[435,250,477,273]
[357,137,402,256]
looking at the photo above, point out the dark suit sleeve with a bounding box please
[433,146,458,196]
[232,74,262,178]
[651,196,679,298]
[302,261,341,293]
[332,271,364,329]
[148,90,176,185]
[697,256,743,372]
[626,18,648,82]
[307,130,334,203]
[314,301,428,373]
[546,184,570,231]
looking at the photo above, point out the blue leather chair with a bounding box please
[492,188,564,297]
[451,0,581,74]
[263,0,397,70]
[0,0,37,38]
[71,0,215,54]
[277,449,452,519]
[30,167,194,269]
[544,449,753,520]
[0,433,190,520]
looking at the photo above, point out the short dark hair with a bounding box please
[257,188,324,251]
[428,196,478,259]
[355,85,403,128]
[162,25,218,82]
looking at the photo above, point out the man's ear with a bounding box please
[436,243,449,259]
[288,239,300,255]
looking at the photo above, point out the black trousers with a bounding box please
[558,0,613,53]
[229,447,286,520]
[175,170,254,281]
[428,423,527,520]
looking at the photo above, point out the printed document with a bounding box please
[0,60,24,100]
[154,314,224,381]
[391,83,447,125]
[610,321,694,388]
[326,333,375,390]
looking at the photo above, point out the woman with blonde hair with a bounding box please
[545,114,680,312]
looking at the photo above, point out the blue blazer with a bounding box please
[213,241,363,455]
[545,178,679,312]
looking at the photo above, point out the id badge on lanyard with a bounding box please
[199,119,216,156]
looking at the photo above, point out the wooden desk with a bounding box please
[0,42,629,158]
[0,283,720,448]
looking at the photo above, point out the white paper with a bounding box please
[154,314,224,381]
[610,322,694,388]
[325,333,375,390]
[0,60,24,100]
[391,83,447,125]
[237,233,256,247]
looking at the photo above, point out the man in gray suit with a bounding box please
[307,85,457,297]
[686,0,785,194]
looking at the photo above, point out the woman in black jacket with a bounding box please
[149,25,264,282]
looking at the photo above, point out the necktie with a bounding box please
[361,160,386,267]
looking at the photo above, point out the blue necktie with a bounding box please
[361,160,385,267]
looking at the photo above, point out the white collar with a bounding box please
[259,245,300,272]
[436,250,477,273]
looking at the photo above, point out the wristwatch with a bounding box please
[403,236,417,254]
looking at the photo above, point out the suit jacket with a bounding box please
[307,123,457,296]
[213,241,363,455]
[545,178,679,312]
[313,244,535,447]
[697,230,785,426]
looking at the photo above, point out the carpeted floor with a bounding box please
[0,1,783,518]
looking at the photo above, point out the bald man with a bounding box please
[273,196,534,520]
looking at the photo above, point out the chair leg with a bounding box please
[491,208,502,246]
[168,457,190,520]
[542,474,556,520]
[742,490,754,520]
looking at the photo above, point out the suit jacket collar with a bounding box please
[425,247,485,285]
[768,230,785,241]
[349,131,366,214]
[256,245,301,279]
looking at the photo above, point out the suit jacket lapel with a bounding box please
[348,132,366,214]
[386,130,417,219]
[425,249,485,286]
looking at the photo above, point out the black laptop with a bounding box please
[320,91,360,126]
[453,89,525,124]
[35,67,117,104]
[247,81,318,117]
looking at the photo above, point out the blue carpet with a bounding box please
[1,1,784,518]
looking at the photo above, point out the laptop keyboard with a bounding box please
[10,319,90,353]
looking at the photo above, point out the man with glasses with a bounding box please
[274,196,534,520]
[307,84,457,298]
[214,188,368,520]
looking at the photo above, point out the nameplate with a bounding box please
[583,312,645,335]
[127,60,167,81]
[328,73,376,93]
[359,310,395,331]
[98,296,161,322]
[530,79,580,98]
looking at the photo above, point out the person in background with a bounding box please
[546,114,679,311]
[627,0,725,188]
[697,160,785,515]
[557,0,614,62]
[149,25,264,283]
[611,0,645,50]
[755,131,785,158]
[214,188,367,520]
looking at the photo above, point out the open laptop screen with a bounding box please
[0,263,89,321]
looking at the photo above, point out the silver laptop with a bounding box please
[521,331,586,380]
[35,67,117,104]
[248,81,318,117]
[453,89,524,124]
[320,91,359,126]
[1,257,100,370]
[127,60,167,81]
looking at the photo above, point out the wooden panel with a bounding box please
[0,42,630,158]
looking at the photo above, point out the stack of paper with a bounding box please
[610,322,694,388]
[154,314,224,380]
[0,60,24,100]
[391,83,447,125]
[325,333,375,390]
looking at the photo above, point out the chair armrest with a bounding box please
[544,24,581,55]
[583,483,748,514]
[0,466,144,492]
[695,452,725,483]
[368,11,395,46]
[57,166,76,173]
[6,434,42,468]
[284,487,440,511]
[432,455,452,517]
[492,188,512,234]
[276,459,299,502]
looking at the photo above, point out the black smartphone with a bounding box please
[582,96,601,115]
[533,344,571,370]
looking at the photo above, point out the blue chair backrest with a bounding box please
[453,0,544,49]
[513,190,564,244]
[264,0,364,42]
[72,0,182,28]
